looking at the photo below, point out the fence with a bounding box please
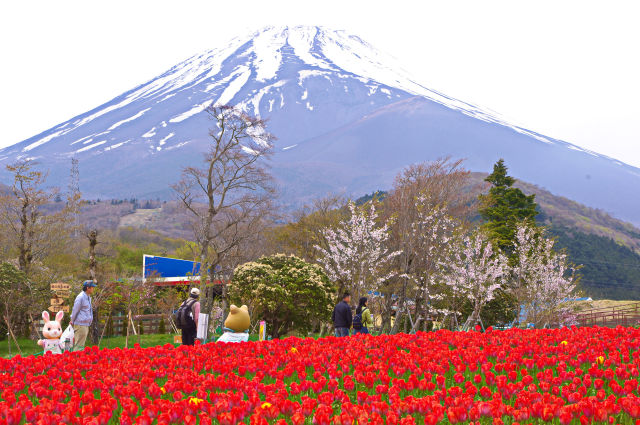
[101,313,172,337]
[575,302,640,328]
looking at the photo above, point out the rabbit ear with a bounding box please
[55,310,64,323]
[229,305,238,314]
[240,305,248,312]
[42,311,50,322]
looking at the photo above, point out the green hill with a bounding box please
[549,225,640,299]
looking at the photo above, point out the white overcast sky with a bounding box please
[1,0,638,166]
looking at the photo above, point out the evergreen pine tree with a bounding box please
[478,159,539,326]
[479,159,538,253]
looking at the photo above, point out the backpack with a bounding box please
[353,308,367,330]
[173,299,196,330]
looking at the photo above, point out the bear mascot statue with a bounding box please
[216,304,250,343]
[38,310,65,354]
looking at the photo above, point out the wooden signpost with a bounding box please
[49,282,71,313]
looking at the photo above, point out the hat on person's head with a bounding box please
[190,287,200,297]
[83,280,97,288]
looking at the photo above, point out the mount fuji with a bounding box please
[2,26,640,225]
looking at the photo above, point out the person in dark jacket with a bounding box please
[332,292,352,337]
[181,288,200,346]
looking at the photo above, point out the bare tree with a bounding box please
[82,228,102,343]
[0,160,80,337]
[173,105,275,318]
[86,229,99,282]
[266,194,347,261]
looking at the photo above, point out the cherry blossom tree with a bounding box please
[511,224,578,328]
[403,195,461,331]
[315,201,400,300]
[440,230,508,328]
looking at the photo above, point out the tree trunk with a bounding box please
[125,310,131,348]
[91,309,100,344]
[410,316,422,334]
[391,310,403,334]
[88,230,98,281]
[220,275,228,320]
[271,318,280,339]
[18,203,30,275]
[4,315,22,356]
[381,314,390,334]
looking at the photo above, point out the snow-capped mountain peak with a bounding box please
[4,25,522,157]
[2,26,640,226]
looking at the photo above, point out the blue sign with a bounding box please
[143,255,221,284]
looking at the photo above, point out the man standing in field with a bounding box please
[70,280,96,351]
[332,292,352,337]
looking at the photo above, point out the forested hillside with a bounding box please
[549,225,640,299]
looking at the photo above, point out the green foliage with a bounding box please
[479,159,538,253]
[549,225,640,300]
[138,321,144,335]
[112,246,146,275]
[158,317,166,334]
[230,254,335,338]
[0,262,27,290]
[173,241,200,262]
[480,289,518,327]
[0,262,29,335]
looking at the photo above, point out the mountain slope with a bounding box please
[1,26,640,225]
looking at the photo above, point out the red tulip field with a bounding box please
[1,327,640,425]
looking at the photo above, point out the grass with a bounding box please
[0,333,265,358]
[579,299,640,310]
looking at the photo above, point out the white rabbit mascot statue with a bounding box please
[37,310,65,354]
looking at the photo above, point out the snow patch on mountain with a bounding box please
[23,130,66,152]
[108,108,151,130]
[298,70,332,84]
[159,133,174,146]
[216,66,252,105]
[75,140,106,153]
[104,140,131,151]
[169,102,211,124]
[142,127,156,138]
[243,80,287,117]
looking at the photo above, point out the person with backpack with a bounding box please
[331,292,352,337]
[353,297,373,334]
[175,288,200,346]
